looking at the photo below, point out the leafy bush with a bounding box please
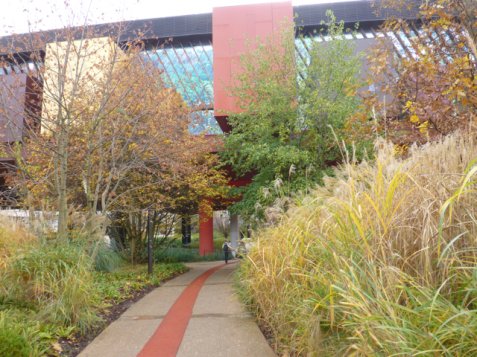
[0,310,54,357]
[91,241,122,272]
[155,247,224,263]
[0,327,31,357]
[93,262,187,303]
[0,226,187,355]
[222,15,364,221]
[239,132,477,355]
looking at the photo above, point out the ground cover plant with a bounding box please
[93,262,187,305]
[153,231,227,263]
[154,247,224,263]
[239,132,477,355]
[0,222,186,356]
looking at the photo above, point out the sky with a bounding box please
[0,0,358,37]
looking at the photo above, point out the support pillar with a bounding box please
[199,205,214,256]
[230,214,240,258]
[230,214,239,249]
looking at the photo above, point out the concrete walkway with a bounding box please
[79,261,275,357]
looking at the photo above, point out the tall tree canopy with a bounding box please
[0,30,227,242]
[221,14,364,221]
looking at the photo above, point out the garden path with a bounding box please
[79,261,275,357]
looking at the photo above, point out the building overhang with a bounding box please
[0,0,421,56]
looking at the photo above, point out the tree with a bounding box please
[1,29,138,240]
[0,23,227,245]
[365,0,477,144]
[221,14,363,221]
[110,143,227,264]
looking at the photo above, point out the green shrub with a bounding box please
[92,242,122,272]
[94,262,187,303]
[0,327,31,357]
[0,240,187,356]
[155,247,224,263]
[0,310,52,357]
[1,243,99,332]
[240,133,477,355]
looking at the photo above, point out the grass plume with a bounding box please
[239,132,477,355]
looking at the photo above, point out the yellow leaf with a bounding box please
[418,121,429,134]
[410,114,420,124]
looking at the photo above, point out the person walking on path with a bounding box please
[222,240,233,264]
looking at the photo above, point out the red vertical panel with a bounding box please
[213,2,293,126]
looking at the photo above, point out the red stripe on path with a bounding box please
[137,263,225,357]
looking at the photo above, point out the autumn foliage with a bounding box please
[239,2,477,355]
[1,32,226,243]
[363,0,477,144]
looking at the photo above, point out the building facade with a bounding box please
[0,1,420,253]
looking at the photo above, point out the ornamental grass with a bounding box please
[239,131,477,356]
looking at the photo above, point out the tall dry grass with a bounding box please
[0,218,101,333]
[0,218,37,269]
[239,132,477,355]
[2,243,99,331]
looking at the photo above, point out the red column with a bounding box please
[199,205,214,255]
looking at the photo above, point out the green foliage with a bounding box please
[155,247,224,263]
[299,13,363,165]
[239,132,477,355]
[92,242,123,272]
[0,309,64,356]
[1,243,99,332]
[93,263,187,304]
[0,236,186,355]
[222,13,363,220]
[153,230,227,262]
[0,327,31,357]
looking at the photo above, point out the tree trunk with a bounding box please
[57,128,69,241]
